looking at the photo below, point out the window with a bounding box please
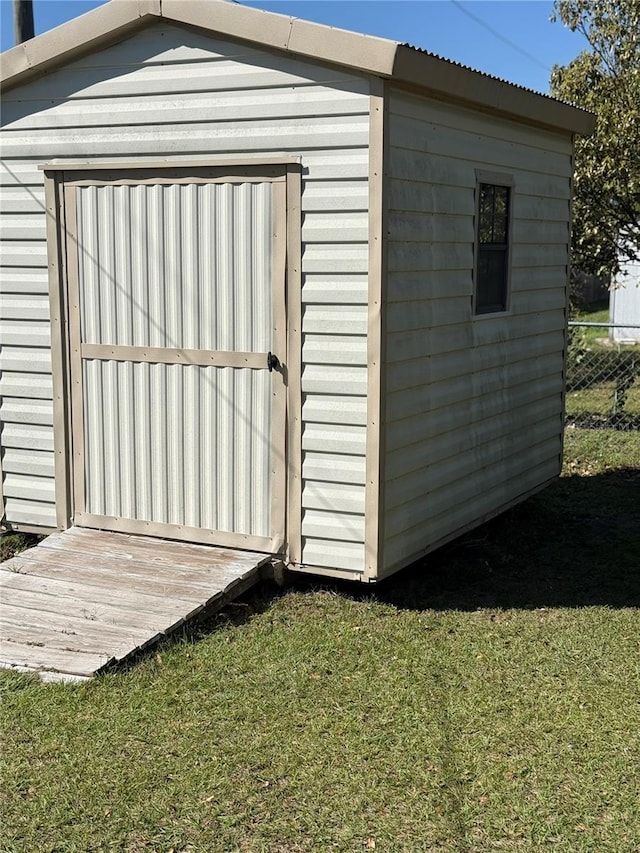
[475,177,512,314]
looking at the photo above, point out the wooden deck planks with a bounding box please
[0,528,269,681]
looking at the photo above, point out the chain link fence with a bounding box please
[565,322,640,430]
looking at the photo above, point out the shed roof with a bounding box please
[0,0,594,135]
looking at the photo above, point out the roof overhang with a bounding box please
[0,0,595,136]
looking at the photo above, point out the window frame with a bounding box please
[473,170,515,317]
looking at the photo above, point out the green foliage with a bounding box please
[551,0,640,277]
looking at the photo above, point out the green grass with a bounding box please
[566,382,640,417]
[574,300,610,325]
[2,429,639,852]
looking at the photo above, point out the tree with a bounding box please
[550,0,640,279]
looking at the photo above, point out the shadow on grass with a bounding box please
[230,466,640,618]
[373,466,640,612]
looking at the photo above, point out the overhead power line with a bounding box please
[450,0,551,73]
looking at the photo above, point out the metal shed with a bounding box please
[0,0,594,583]
[610,258,640,344]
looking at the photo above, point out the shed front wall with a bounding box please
[0,23,371,577]
[382,89,573,576]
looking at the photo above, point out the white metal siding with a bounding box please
[0,23,370,572]
[382,90,572,575]
[0,165,54,528]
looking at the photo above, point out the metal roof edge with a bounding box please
[391,45,595,136]
[0,0,595,136]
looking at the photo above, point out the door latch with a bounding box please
[267,352,279,372]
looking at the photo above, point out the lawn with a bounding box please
[1,429,639,852]
[565,381,640,419]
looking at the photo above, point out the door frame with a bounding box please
[43,157,302,557]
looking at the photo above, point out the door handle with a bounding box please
[267,352,279,372]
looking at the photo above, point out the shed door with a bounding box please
[64,170,287,553]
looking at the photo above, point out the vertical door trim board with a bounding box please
[270,178,288,552]
[43,170,72,529]
[62,183,86,520]
[364,77,388,582]
[285,164,303,566]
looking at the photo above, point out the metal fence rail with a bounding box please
[565,322,640,430]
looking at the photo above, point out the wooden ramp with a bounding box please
[0,527,271,682]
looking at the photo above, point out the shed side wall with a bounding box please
[0,23,370,576]
[382,89,572,576]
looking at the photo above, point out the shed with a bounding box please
[610,258,640,344]
[0,0,594,583]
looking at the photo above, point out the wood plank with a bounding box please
[0,621,148,660]
[0,663,91,684]
[0,638,112,677]
[1,602,157,647]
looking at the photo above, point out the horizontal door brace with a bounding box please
[80,343,267,369]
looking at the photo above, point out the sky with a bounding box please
[0,0,589,95]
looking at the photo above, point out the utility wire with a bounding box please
[450,0,551,73]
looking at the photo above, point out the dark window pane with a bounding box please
[477,248,507,313]
[492,185,509,243]
[479,207,494,243]
[478,184,494,242]
[478,183,509,245]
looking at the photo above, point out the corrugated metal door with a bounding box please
[64,167,287,553]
